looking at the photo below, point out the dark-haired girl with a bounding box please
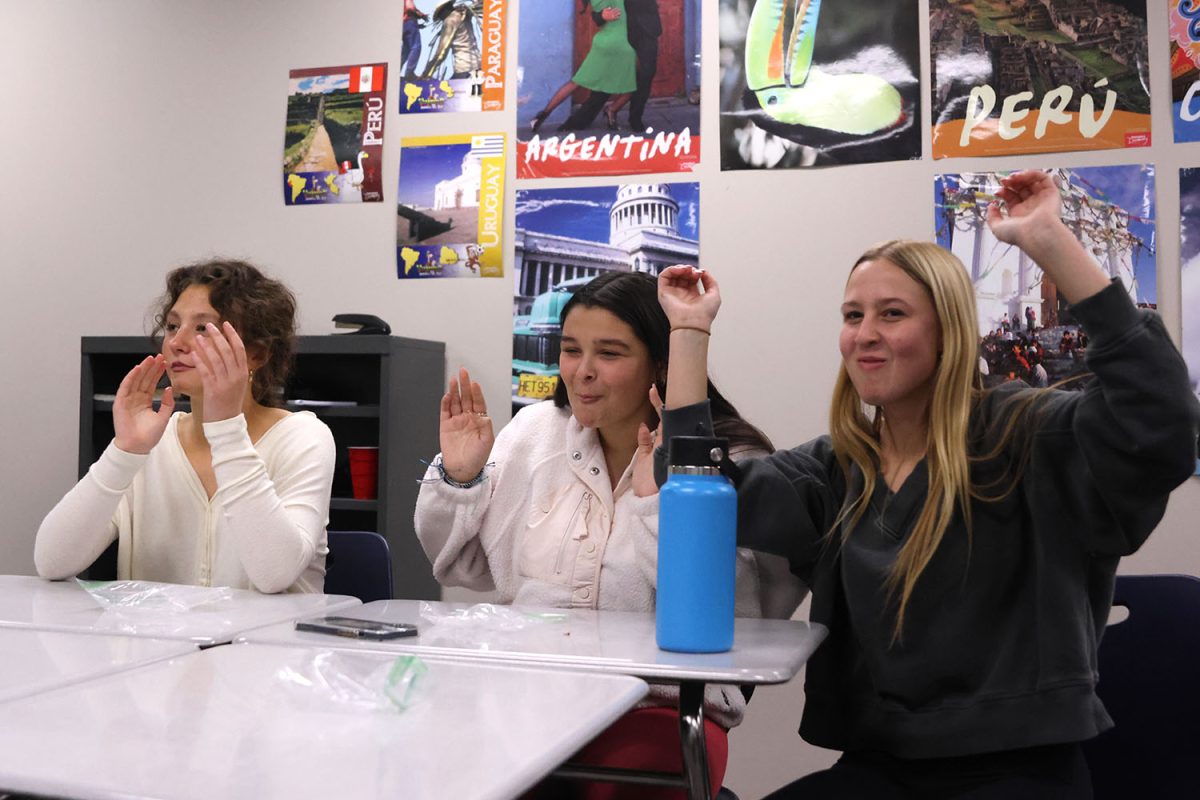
[415,270,803,797]
[36,260,335,594]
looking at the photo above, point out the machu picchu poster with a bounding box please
[931,0,1150,158]
[283,64,387,205]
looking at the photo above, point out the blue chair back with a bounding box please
[1083,574,1200,799]
[324,530,393,603]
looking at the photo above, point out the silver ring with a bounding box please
[473,411,489,418]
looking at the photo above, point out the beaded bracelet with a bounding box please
[420,456,489,489]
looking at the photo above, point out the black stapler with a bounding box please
[332,314,391,335]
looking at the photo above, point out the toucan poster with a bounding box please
[930,0,1150,158]
[399,0,506,114]
[719,0,920,169]
[283,64,387,205]
[396,133,505,279]
[516,0,702,178]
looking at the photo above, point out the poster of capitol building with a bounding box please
[511,182,699,407]
[931,0,1150,158]
[935,166,1155,389]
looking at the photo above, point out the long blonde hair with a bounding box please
[828,241,983,642]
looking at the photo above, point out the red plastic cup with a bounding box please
[348,446,379,500]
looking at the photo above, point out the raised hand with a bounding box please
[986,170,1063,249]
[658,265,720,332]
[632,384,664,497]
[440,367,495,483]
[113,355,175,454]
[193,321,250,422]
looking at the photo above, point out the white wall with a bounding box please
[2,2,1196,798]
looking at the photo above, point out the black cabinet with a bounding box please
[78,334,445,599]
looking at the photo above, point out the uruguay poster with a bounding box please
[931,0,1151,158]
[1178,169,1200,471]
[512,182,699,410]
[283,64,386,205]
[720,0,921,169]
[399,0,506,114]
[1170,4,1200,142]
[516,0,701,178]
[396,134,505,279]
[935,166,1156,390]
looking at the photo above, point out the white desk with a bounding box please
[0,575,361,646]
[0,627,193,703]
[0,643,648,800]
[241,599,829,799]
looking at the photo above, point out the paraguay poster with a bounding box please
[512,182,698,409]
[396,133,505,279]
[283,64,386,205]
[399,0,506,114]
[516,0,701,178]
[1178,168,1200,471]
[720,0,921,169]
[931,0,1150,159]
[935,166,1156,390]
[1170,3,1200,142]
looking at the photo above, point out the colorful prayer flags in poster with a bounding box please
[515,0,701,178]
[931,1,1151,158]
[512,182,699,408]
[1177,168,1200,472]
[935,167,1156,390]
[396,133,505,279]
[399,0,506,114]
[720,0,920,169]
[1170,5,1200,142]
[283,64,387,205]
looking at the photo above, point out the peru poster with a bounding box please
[516,0,701,178]
[512,182,698,409]
[935,166,1155,390]
[720,0,921,169]
[930,0,1150,158]
[283,64,386,205]
[1178,168,1200,471]
[1170,3,1200,142]
[396,134,505,279]
[399,0,506,114]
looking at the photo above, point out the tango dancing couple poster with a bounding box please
[934,166,1156,392]
[930,0,1151,158]
[283,64,387,205]
[719,0,921,169]
[399,0,506,114]
[517,0,701,178]
[396,134,506,279]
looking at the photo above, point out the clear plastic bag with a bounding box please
[275,651,429,712]
[76,579,234,612]
[418,601,566,632]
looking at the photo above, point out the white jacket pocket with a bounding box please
[518,487,593,584]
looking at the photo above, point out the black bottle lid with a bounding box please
[667,435,729,468]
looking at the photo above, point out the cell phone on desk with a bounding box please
[295,616,418,640]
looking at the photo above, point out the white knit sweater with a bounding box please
[35,412,335,593]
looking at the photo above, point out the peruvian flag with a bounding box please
[349,65,384,93]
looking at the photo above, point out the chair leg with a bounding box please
[678,681,712,800]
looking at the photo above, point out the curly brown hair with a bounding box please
[152,259,297,407]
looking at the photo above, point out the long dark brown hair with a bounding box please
[553,270,773,453]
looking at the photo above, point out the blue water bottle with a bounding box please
[657,435,737,653]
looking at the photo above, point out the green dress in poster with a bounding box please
[571,0,636,94]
